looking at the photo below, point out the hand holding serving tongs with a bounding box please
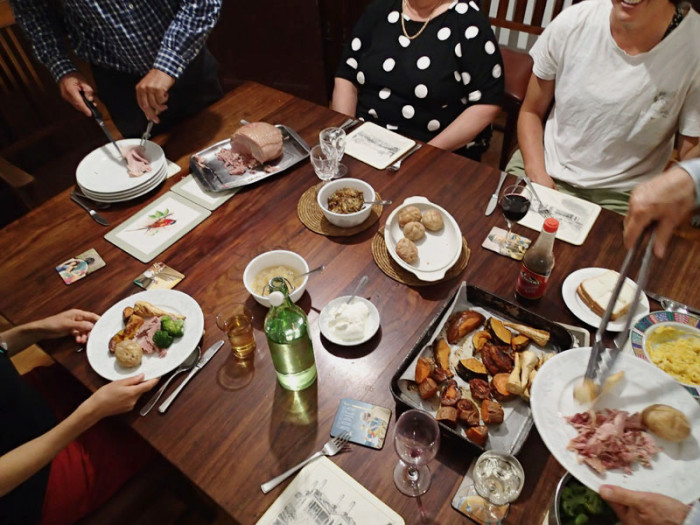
[574,226,656,403]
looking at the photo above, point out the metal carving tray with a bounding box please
[390,282,575,455]
[189,124,310,192]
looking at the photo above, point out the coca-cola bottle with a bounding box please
[515,217,559,302]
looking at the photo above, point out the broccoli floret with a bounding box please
[161,316,184,337]
[582,490,603,514]
[153,330,174,348]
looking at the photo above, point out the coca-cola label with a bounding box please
[516,264,550,299]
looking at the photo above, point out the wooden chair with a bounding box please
[0,0,102,202]
[0,155,35,227]
[480,0,572,169]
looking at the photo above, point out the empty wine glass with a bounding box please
[499,183,532,254]
[393,409,440,497]
[310,145,336,183]
[319,127,348,179]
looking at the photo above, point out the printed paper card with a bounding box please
[330,398,391,450]
[518,183,601,246]
[452,460,509,524]
[345,122,416,170]
[105,192,210,263]
[171,174,239,211]
[256,456,404,525]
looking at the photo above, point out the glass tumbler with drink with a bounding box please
[319,126,348,179]
[499,184,532,255]
[264,277,317,391]
[393,409,440,497]
[216,304,256,359]
[472,450,525,506]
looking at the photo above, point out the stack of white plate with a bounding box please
[76,139,167,203]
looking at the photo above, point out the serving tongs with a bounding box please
[576,227,656,402]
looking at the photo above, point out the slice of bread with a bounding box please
[576,270,635,321]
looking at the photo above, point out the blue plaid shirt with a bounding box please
[10,0,221,82]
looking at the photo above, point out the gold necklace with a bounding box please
[401,0,442,40]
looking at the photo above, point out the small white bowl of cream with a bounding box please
[319,296,380,346]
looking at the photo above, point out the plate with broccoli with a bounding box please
[87,289,204,381]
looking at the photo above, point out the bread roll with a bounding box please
[396,238,418,263]
[422,209,444,231]
[398,206,422,228]
[403,221,425,241]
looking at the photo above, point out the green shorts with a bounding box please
[505,149,631,214]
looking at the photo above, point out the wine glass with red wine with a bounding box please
[393,409,440,497]
[499,184,532,254]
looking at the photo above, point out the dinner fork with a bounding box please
[520,175,552,217]
[260,432,351,493]
[388,144,422,172]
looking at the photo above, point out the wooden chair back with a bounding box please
[0,0,100,174]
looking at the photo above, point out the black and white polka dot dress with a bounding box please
[337,0,504,158]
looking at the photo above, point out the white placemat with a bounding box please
[105,192,210,263]
[171,174,238,210]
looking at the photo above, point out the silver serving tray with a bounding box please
[189,124,310,192]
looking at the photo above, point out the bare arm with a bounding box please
[624,165,696,258]
[0,374,157,496]
[1,310,100,357]
[331,78,358,117]
[428,104,501,152]
[518,74,556,188]
[678,136,700,160]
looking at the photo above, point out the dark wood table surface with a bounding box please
[1,82,698,524]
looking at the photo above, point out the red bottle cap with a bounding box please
[543,217,559,233]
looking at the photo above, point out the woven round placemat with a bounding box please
[297,183,383,237]
[371,229,470,286]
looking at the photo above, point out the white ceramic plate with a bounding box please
[384,196,462,282]
[79,162,166,197]
[319,296,380,346]
[531,347,700,503]
[86,290,204,381]
[561,267,649,331]
[79,167,166,203]
[76,139,166,194]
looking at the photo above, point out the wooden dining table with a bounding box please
[1,82,698,524]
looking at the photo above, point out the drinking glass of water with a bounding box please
[319,127,348,179]
[393,409,440,497]
[472,450,525,505]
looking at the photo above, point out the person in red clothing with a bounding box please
[0,309,158,525]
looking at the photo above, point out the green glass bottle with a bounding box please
[264,277,317,391]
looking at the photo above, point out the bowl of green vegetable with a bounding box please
[550,473,619,525]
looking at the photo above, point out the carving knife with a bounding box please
[485,171,508,215]
[79,92,124,160]
[158,339,224,413]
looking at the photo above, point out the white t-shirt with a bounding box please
[530,0,700,191]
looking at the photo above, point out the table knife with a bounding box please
[158,340,224,414]
[79,92,124,160]
[70,192,109,226]
[140,120,154,147]
[485,171,508,215]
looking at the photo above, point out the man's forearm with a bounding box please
[9,0,77,81]
[518,110,549,182]
[0,401,99,496]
